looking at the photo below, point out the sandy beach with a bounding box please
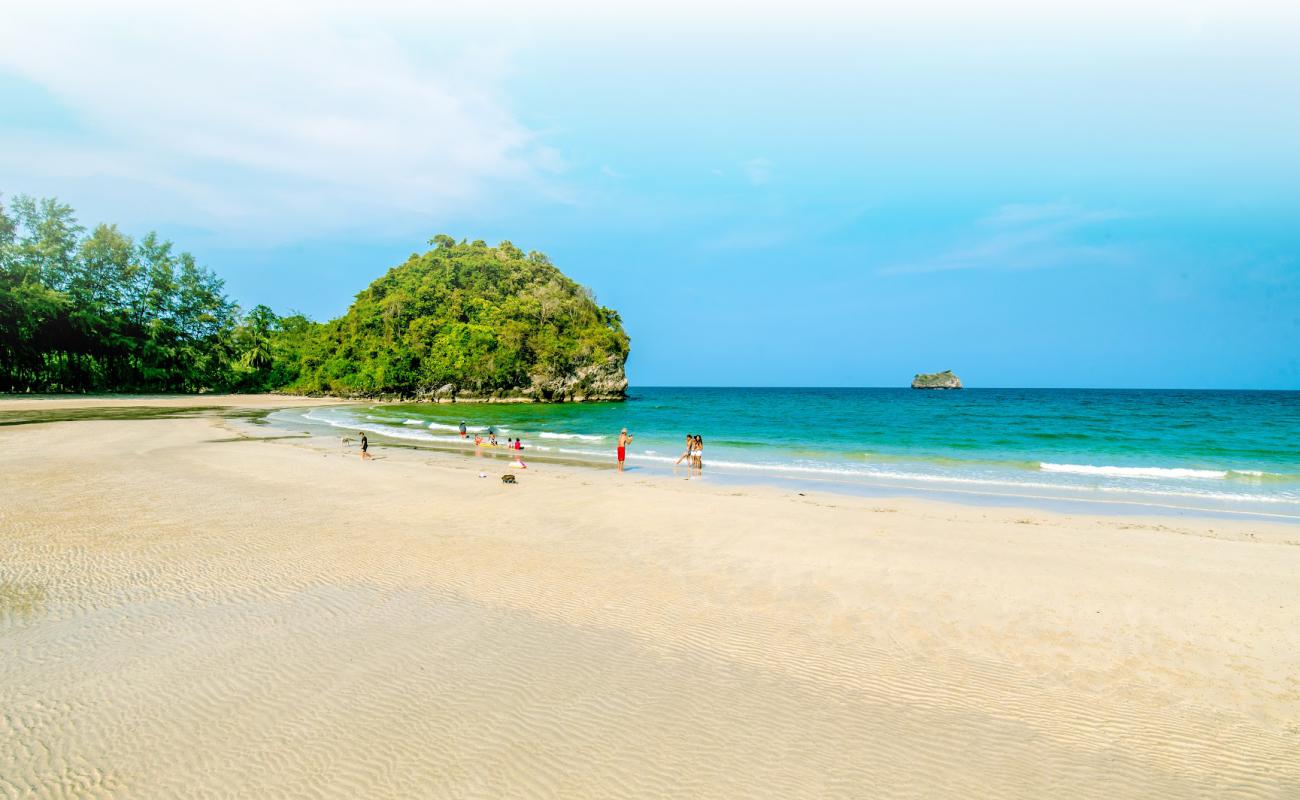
[2,396,1297,798]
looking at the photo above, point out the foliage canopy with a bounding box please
[279,237,630,400]
[0,195,628,400]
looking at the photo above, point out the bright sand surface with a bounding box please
[2,396,1298,798]
[0,393,348,410]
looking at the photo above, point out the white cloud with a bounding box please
[879,201,1133,276]
[0,1,559,239]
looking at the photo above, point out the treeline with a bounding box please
[1,194,629,400]
[0,194,296,393]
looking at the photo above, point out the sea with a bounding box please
[267,387,1300,520]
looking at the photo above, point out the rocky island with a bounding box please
[911,370,963,389]
[277,236,630,402]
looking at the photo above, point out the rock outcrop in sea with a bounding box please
[276,237,630,402]
[911,370,963,389]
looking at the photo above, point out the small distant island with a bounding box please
[911,370,963,389]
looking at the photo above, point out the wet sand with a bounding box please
[1,397,1298,798]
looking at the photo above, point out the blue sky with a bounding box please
[3,1,1298,388]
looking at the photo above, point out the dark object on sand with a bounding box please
[501,474,517,484]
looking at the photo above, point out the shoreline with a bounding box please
[3,402,1298,796]
[264,414,1300,526]
[0,391,626,406]
[261,402,1300,525]
[4,394,1295,523]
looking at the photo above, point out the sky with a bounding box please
[2,0,1298,388]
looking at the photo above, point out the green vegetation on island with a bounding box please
[0,194,629,401]
[911,370,963,389]
[281,236,629,400]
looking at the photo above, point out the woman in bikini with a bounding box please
[675,434,694,466]
[692,434,703,474]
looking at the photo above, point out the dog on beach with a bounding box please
[501,474,517,484]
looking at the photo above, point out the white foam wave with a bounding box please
[281,409,1296,508]
[538,432,606,441]
[1040,463,1227,480]
[1226,469,1290,479]
[403,419,424,426]
[427,422,464,432]
[302,409,459,444]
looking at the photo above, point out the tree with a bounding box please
[238,304,276,371]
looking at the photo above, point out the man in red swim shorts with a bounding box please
[617,427,632,473]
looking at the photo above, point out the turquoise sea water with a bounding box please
[270,388,1300,519]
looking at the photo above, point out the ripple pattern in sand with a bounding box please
[2,419,1298,798]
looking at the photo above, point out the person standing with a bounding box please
[675,434,694,466]
[692,434,704,474]
[359,432,373,461]
[617,428,633,473]
[459,421,467,438]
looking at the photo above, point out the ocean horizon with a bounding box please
[268,386,1300,520]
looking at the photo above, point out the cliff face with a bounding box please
[412,354,628,403]
[912,370,963,389]
[282,237,630,402]
[528,353,628,402]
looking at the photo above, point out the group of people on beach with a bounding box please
[619,430,703,475]
[462,422,528,469]
[358,421,700,478]
[675,434,704,474]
